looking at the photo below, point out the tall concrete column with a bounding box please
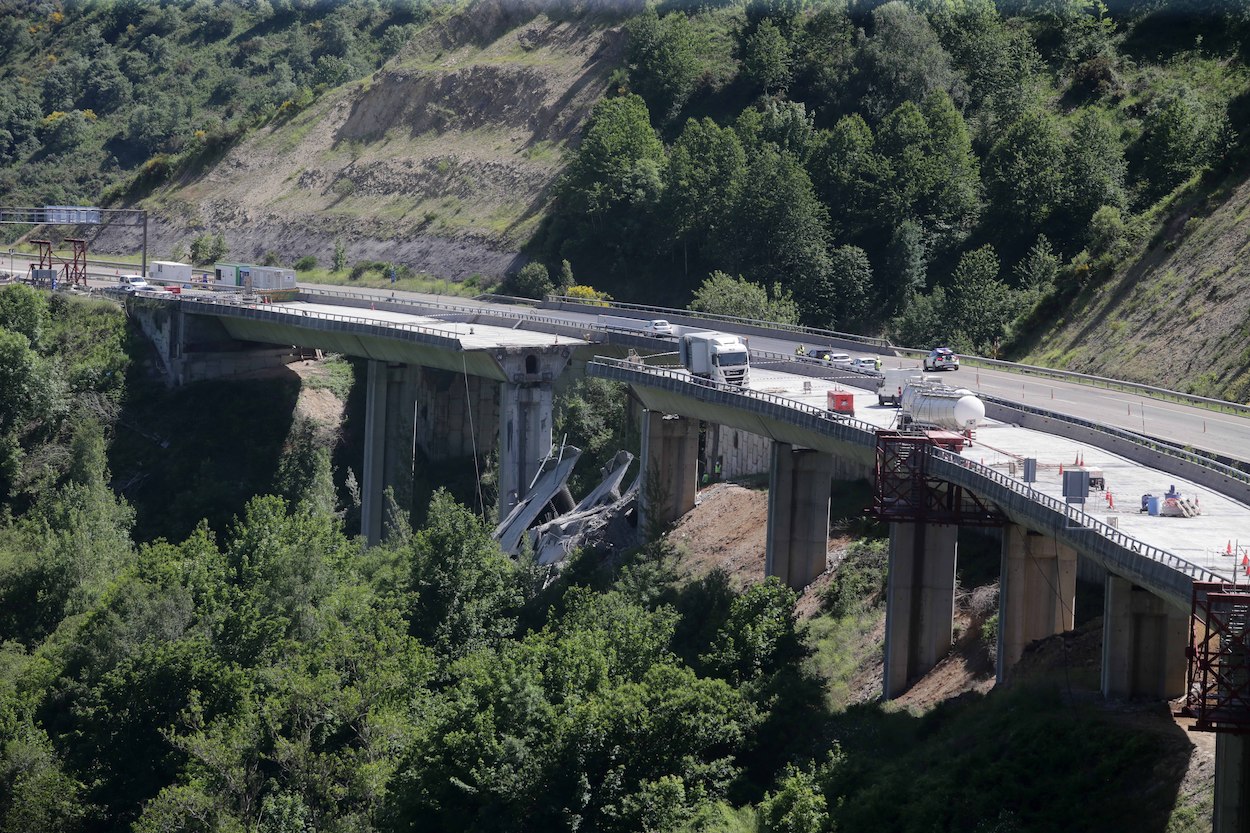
[497,351,568,515]
[361,360,388,546]
[884,522,958,699]
[998,525,1077,679]
[638,411,699,533]
[766,442,834,590]
[1215,734,1250,833]
[1101,574,1188,699]
[360,361,421,547]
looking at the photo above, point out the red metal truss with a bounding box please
[1181,581,1250,734]
[872,431,1005,526]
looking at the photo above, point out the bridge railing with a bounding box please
[588,356,1223,587]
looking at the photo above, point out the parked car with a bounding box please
[851,356,879,373]
[829,352,853,367]
[924,347,959,371]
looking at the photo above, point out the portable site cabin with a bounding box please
[213,262,299,300]
[149,260,194,284]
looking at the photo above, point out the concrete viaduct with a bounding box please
[126,289,1250,832]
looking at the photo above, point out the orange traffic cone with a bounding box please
[1106,492,1114,508]
[1059,463,1064,475]
[1228,540,1233,555]
[1074,454,1080,466]
[1241,554,1247,567]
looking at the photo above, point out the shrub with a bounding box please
[294,255,317,272]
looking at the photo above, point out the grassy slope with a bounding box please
[1021,169,1250,402]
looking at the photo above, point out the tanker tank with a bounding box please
[899,380,985,432]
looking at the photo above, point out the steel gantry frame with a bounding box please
[1180,581,1250,734]
[0,206,148,278]
[872,430,1006,526]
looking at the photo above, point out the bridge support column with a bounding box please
[638,411,699,533]
[1215,734,1250,833]
[361,361,420,546]
[1101,574,1188,699]
[497,351,567,516]
[884,522,958,699]
[765,442,833,590]
[997,525,1077,679]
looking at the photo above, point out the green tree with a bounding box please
[985,110,1065,234]
[333,239,347,272]
[852,1,958,122]
[1012,235,1059,293]
[701,578,802,684]
[810,113,884,243]
[560,94,666,225]
[0,284,49,351]
[742,19,792,94]
[716,146,832,326]
[688,272,799,324]
[1063,108,1126,224]
[407,490,522,662]
[504,262,553,299]
[625,9,703,123]
[1139,88,1225,201]
[759,766,828,833]
[828,244,873,329]
[665,119,746,274]
[944,244,1021,352]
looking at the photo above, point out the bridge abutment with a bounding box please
[1101,573,1188,699]
[884,522,958,699]
[997,525,1077,679]
[638,411,699,533]
[765,442,833,590]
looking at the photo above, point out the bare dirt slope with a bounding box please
[1024,171,1250,402]
[107,0,623,280]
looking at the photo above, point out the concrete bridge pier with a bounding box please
[638,411,699,533]
[765,442,833,590]
[497,351,565,516]
[997,525,1077,679]
[1100,574,1188,699]
[884,522,958,699]
[361,361,420,546]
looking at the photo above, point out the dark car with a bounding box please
[924,347,959,371]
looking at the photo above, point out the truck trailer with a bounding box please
[148,260,194,285]
[679,331,750,388]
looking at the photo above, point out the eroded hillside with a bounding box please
[1023,171,1250,402]
[128,2,624,279]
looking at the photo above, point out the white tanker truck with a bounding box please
[899,379,985,433]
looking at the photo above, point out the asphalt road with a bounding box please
[9,255,1249,467]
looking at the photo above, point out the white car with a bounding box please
[851,356,879,373]
[119,274,150,293]
[829,353,853,368]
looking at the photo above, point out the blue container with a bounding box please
[1147,496,1161,516]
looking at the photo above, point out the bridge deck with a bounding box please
[751,367,1250,583]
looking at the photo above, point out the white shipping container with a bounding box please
[149,260,193,283]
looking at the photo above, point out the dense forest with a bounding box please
[0,286,1202,832]
[529,0,1250,355]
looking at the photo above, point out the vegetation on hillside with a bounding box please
[0,0,434,208]
[531,0,1250,358]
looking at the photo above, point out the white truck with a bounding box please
[679,331,750,388]
[117,274,150,293]
[877,367,923,406]
[598,315,674,337]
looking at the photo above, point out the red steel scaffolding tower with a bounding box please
[1180,581,1250,734]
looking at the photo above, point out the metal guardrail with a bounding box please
[588,356,1222,587]
[552,295,1249,417]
